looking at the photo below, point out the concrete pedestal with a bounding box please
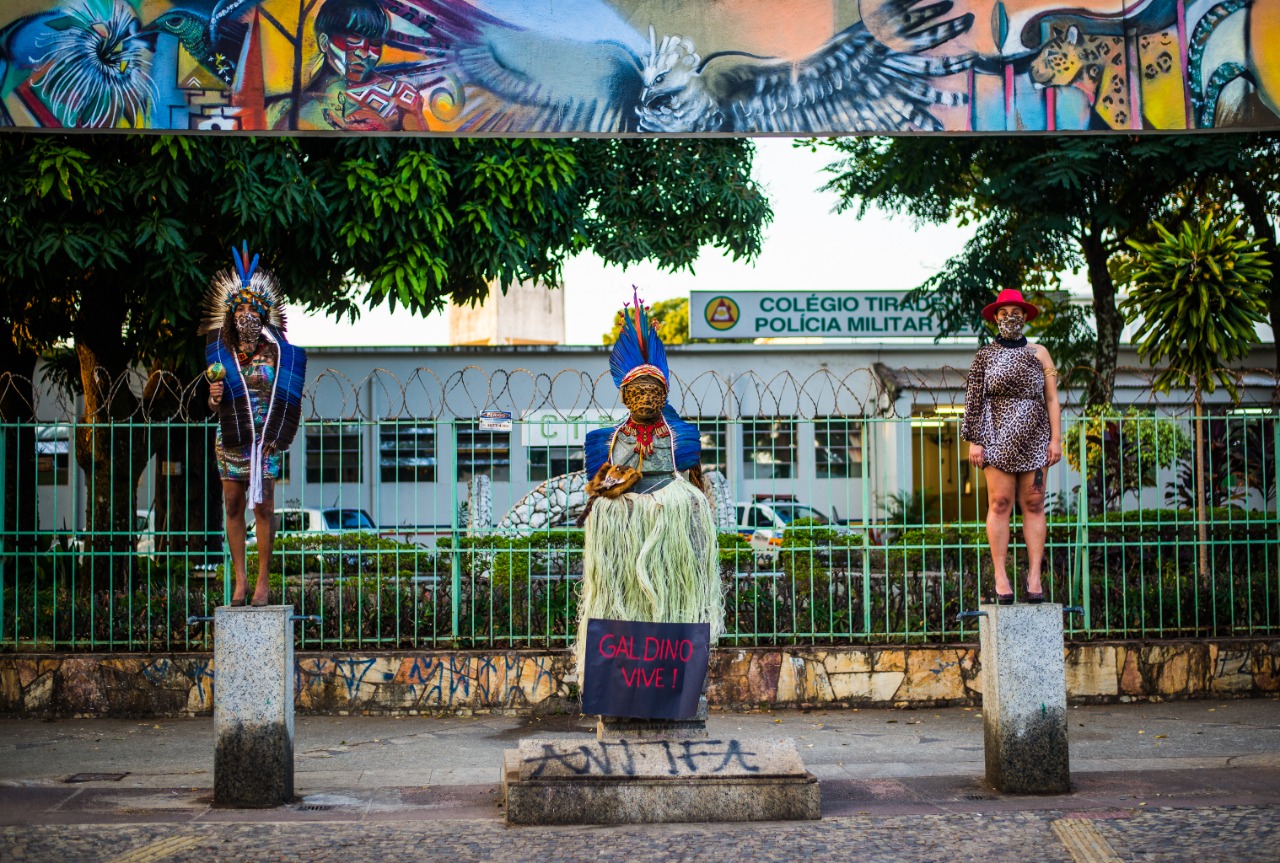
[597,697,709,741]
[979,603,1070,794]
[503,737,820,825]
[213,605,294,807]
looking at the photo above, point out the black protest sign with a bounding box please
[581,619,710,720]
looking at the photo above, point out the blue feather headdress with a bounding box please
[586,287,701,476]
[199,242,288,335]
[609,286,670,391]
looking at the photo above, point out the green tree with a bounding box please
[0,135,771,574]
[1064,406,1191,512]
[602,297,689,344]
[601,297,753,345]
[1119,214,1272,578]
[815,136,1279,404]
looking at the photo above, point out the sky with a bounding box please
[287,138,982,348]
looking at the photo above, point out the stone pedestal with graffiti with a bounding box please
[503,737,819,825]
[213,605,295,807]
[979,603,1071,794]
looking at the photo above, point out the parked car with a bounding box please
[735,496,839,548]
[135,507,224,567]
[246,507,378,539]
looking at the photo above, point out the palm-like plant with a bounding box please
[1120,214,1272,581]
[1120,215,1271,398]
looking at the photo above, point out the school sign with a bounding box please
[690,291,965,340]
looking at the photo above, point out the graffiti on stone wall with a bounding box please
[2,642,1277,716]
[294,652,570,711]
[1,0,1276,133]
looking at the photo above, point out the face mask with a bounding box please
[235,313,262,345]
[622,378,667,421]
[997,315,1025,341]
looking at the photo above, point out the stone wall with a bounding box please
[2,640,1276,718]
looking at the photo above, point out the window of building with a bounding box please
[696,418,728,475]
[741,418,796,479]
[815,418,863,478]
[306,424,362,484]
[379,423,436,483]
[456,422,510,482]
[528,446,584,481]
[36,424,70,486]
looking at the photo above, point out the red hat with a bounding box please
[982,289,1039,323]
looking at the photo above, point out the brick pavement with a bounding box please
[1,807,1277,863]
[2,700,1276,862]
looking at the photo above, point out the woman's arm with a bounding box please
[1039,346,1062,466]
[961,348,987,467]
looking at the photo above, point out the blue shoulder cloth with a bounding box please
[271,331,307,409]
[663,405,702,472]
[584,426,616,478]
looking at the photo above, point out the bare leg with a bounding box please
[1018,468,1048,595]
[984,466,1017,597]
[222,480,248,604]
[251,480,275,606]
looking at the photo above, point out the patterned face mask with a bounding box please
[622,377,667,422]
[997,312,1025,341]
[234,312,263,345]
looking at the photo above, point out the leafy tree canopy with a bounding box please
[813,135,1276,403]
[0,135,772,384]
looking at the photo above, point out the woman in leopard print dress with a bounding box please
[961,290,1062,603]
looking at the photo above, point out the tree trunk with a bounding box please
[152,421,221,559]
[0,346,40,566]
[1228,171,1280,370]
[1082,228,1120,406]
[72,295,149,592]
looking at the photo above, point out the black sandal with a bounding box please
[1024,575,1045,604]
[995,593,1014,605]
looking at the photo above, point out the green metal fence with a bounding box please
[3,373,1278,652]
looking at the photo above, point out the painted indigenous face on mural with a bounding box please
[621,376,667,425]
[319,32,383,83]
[995,305,1026,340]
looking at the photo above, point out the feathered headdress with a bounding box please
[609,286,669,391]
[198,243,288,335]
[587,286,701,477]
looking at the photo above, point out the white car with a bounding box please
[246,507,378,539]
[735,498,838,548]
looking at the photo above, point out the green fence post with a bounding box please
[1077,417,1091,632]
[0,427,6,643]
[1273,419,1279,626]
[447,420,461,642]
[861,418,872,636]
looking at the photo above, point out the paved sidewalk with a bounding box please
[1,699,1277,862]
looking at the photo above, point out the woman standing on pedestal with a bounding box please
[202,246,307,607]
[961,289,1062,604]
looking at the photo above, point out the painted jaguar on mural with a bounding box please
[0,0,1276,132]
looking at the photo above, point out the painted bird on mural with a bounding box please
[142,9,236,86]
[140,0,261,87]
[407,0,974,133]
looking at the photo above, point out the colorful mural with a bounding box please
[0,0,1277,133]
